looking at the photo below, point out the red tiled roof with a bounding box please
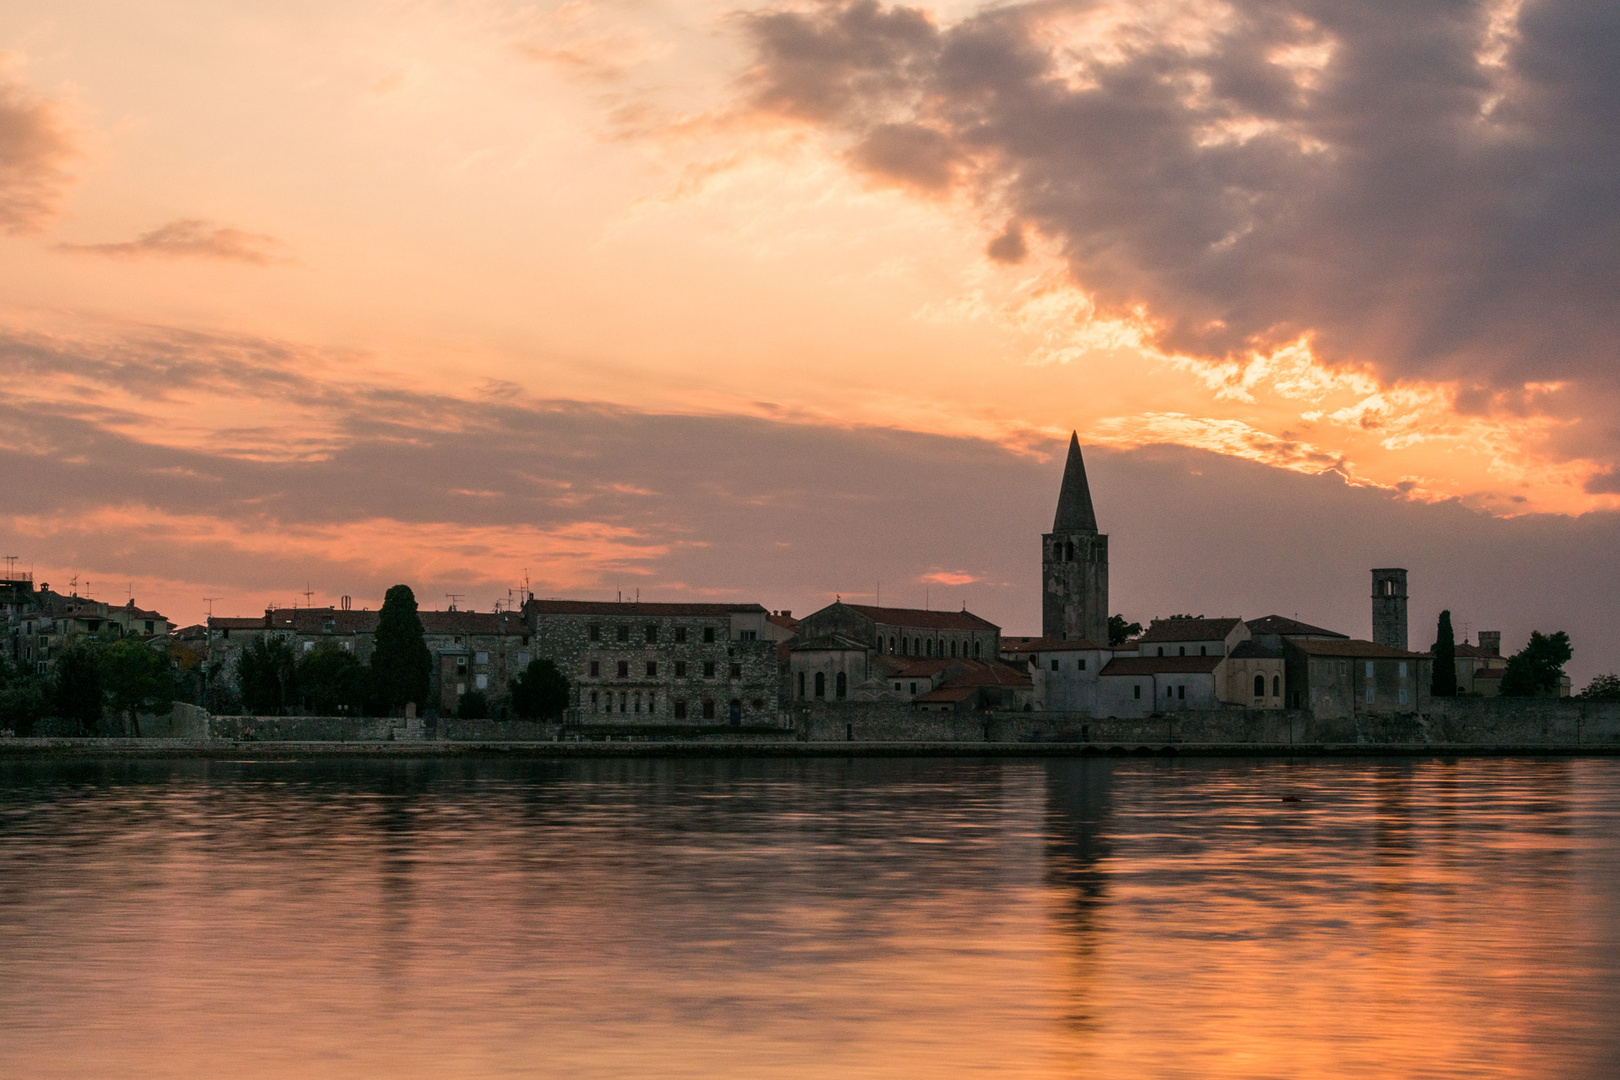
[527,599,767,616]
[1138,618,1245,643]
[915,686,975,703]
[942,661,1031,688]
[209,616,268,630]
[1245,615,1347,638]
[1290,638,1428,659]
[1100,655,1225,676]
[1454,642,1502,659]
[1002,635,1105,652]
[874,655,954,676]
[840,604,998,631]
[265,608,380,633]
[419,610,525,635]
[766,613,801,632]
[791,634,870,652]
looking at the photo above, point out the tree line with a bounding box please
[1430,611,1618,699]
[0,584,570,736]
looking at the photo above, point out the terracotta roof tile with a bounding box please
[1138,618,1245,643]
[527,599,767,617]
[1245,615,1347,638]
[1289,638,1428,659]
[839,603,999,631]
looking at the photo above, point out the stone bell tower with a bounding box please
[1371,567,1408,651]
[1043,432,1109,643]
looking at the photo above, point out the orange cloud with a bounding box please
[57,219,292,264]
[0,58,79,233]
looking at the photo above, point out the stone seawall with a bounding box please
[794,698,1620,747]
[46,698,1620,749]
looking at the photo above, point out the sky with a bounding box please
[0,0,1616,680]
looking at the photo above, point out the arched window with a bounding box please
[1254,674,1266,698]
[950,640,957,658]
[1200,645,1207,656]
[798,671,805,699]
[889,636,896,653]
[836,672,847,699]
[926,639,933,657]
[1273,674,1281,697]
[973,641,980,658]
[1066,541,1076,561]
[814,672,825,698]
[900,637,907,656]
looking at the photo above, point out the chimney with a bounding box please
[1478,630,1501,657]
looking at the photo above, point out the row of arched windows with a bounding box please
[880,636,981,659]
[801,671,848,700]
[1051,540,1078,563]
[1253,674,1281,698]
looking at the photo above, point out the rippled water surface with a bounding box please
[3,756,1619,1079]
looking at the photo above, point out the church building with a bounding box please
[1043,432,1109,644]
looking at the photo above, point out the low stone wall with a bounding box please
[794,699,1620,747]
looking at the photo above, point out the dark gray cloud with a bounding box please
[0,71,77,232]
[741,0,1620,413]
[2,325,1618,682]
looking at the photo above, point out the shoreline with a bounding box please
[3,738,1620,759]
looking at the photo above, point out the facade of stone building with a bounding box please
[524,599,778,724]
[1223,641,1286,708]
[3,580,171,675]
[1284,638,1430,717]
[796,601,1002,663]
[1097,655,1224,717]
[1043,433,1109,644]
[1002,636,1110,713]
[1136,617,1250,658]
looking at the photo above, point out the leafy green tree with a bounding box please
[0,656,47,736]
[456,688,490,719]
[238,636,298,715]
[1108,615,1142,647]
[51,639,105,734]
[1578,673,1620,701]
[371,585,432,714]
[1499,631,1573,697]
[297,647,370,715]
[511,658,570,720]
[1431,610,1458,698]
[100,638,177,736]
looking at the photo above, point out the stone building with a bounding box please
[1001,636,1110,713]
[1097,655,1224,717]
[1136,617,1250,658]
[1284,638,1430,717]
[796,601,1001,662]
[3,581,171,675]
[524,599,777,724]
[1043,433,1109,644]
[1223,641,1286,709]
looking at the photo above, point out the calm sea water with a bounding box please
[2,755,1618,1079]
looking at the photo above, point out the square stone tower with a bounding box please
[1043,433,1109,644]
[1371,567,1408,651]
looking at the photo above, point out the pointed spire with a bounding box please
[1052,431,1098,533]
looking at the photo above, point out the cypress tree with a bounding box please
[371,585,432,714]
[1431,610,1458,697]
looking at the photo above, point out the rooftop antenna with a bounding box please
[635,588,640,603]
[445,593,462,612]
[3,555,16,578]
[341,595,352,611]
[303,583,315,607]
[203,597,221,619]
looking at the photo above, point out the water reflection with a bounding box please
[1,757,1617,1078]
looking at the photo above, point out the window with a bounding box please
[674,699,687,719]
[517,651,530,668]
[674,627,687,643]
[619,693,627,713]
[1365,686,1375,704]
[1254,674,1266,698]
[704,661,716,678]
[739,630,758,641]
[649,694,658,714]
[973,641,980,658]
[1178,685,1185,700]
[145,620,155,633]
[456,656,468,672]
[836,672,847,699]
[1366,661,1375,677]
[617,660,629,678]
[1066,541,1075,561]
[675,660,687,678]
[634,693,642,714]
[1051,659,1059,671]
[589,624,601,642]
[702,699,715,720]
[798,672,806,698]
[926,640,933,657]
[815,672,826,698]
[1399,688,1408,704]
[1179,646,1186,656]
[703,627,716,643]
[590,660,600,677]
[910,682,917,695]
[303,641,314,652]
[1200,645,1207,656]
[645,625,658,643]
[617,625,630,643]
[950,641,957,658]
[914,639,921,655]
[1273,675,1281,697]
[894,683,902,691]
[590,690,598,709]
[1078,658,1086,670]
[730,663,741,680]
[889,636,896,653]
[1134,685,1141,699]
[1157,647,1165,657]
[646,661,658,677]
[476,674,488,690]
[476,652,489,664]
[1399,662,1408,678]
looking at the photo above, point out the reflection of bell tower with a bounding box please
[1043,432,1109,643]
